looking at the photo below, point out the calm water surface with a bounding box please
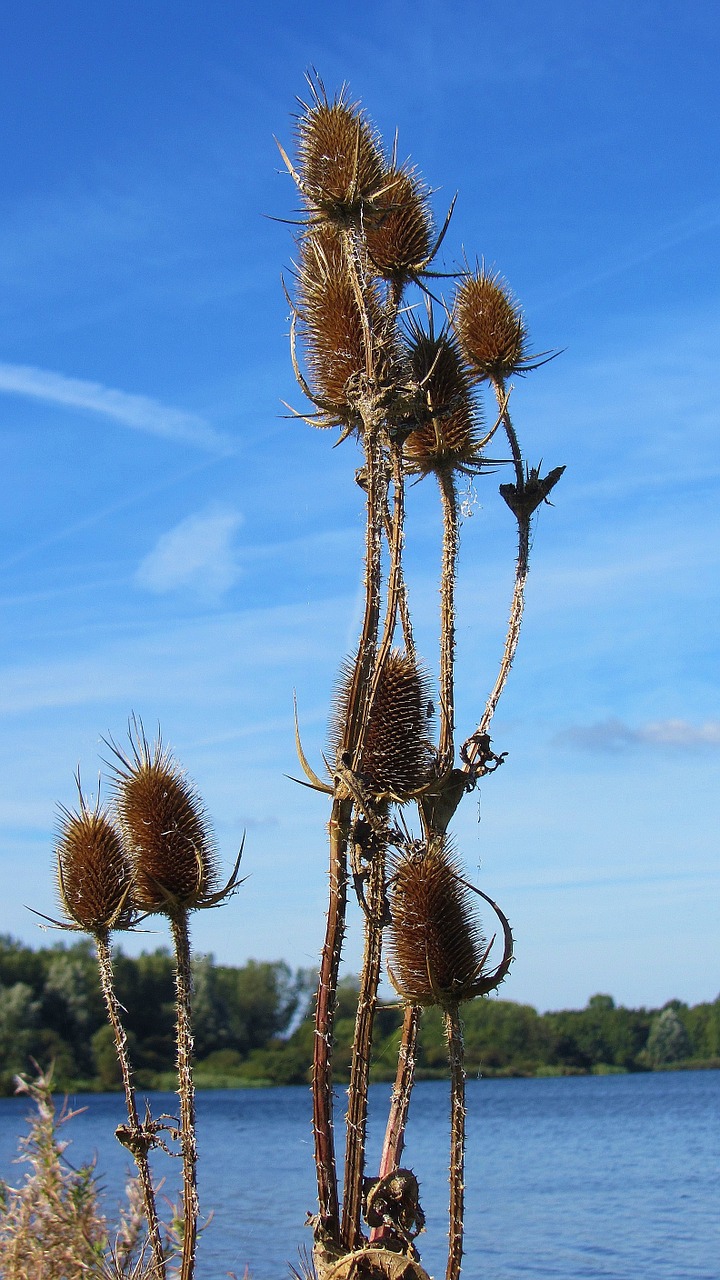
[1,1071,717,1279]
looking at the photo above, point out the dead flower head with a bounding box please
[454,267,530,382]
[108,721,238,916]
[55,788,135,936]
[387,840,512,1008]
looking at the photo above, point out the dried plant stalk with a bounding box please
[170,913,199,1280]
[96,933,167,1279]
[444,1005,466,1280]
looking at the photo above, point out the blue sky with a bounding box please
[1,1,718,1011]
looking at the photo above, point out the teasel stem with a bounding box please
[368,439,408,707]
[369,1001,421,1244]
[461,378,529,774]
[445,1004,466,1280]
[381,471,414,659]
[341,838,387,1249]
[170,912,198,1280]
[313,795,352,1241]
[344,421,385,764]
[96,931,166,1279]
[438,466,459,768]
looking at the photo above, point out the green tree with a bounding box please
[646,1006,692,1065]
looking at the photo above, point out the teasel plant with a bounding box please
[45,779,167,1280]
[41,724,243,1280]
[280,74,564,1280]
[107,720,244,1280]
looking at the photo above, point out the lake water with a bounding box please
[0,1071,718,1279]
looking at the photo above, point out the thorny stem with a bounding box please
[381,477,414,659]
[343,423,385,766]
[461,379,529,773]
[369,1002,421,1243]
[437,468,459,768]
[96,933,166,1280]
[341,842,387,1249]
[313,796,352,1241]
[368,441,407,710]
[444,1005,466,1280]
[170,913,198,1280]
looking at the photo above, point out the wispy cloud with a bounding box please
[0,362,233,452]
[556,717,720,753]
[135,509,244,597]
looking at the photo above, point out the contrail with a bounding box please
[0,361,234,453]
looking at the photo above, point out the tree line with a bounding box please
[0,935,717,1094]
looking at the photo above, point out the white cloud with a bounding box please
[556,717,720,753]
[135,509,244,597]
[0,362,233,452]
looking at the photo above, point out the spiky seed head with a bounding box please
[454,268,528,382]
[56,796,135,935]
[110,727,218,915]
[297,229,386,411]
[330,651,436,797]
[295,88,386,221]
[387,840,488,1008]
[404,326,482,474]
[364,167,433,278]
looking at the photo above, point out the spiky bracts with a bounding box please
[296,229,391,417]
[404,324,483,476]
[387,841,490,1009]
[295,83,386,223]
[331,651,436,798]
[109,726,219,915]
[454,268,529,382]
[364,167,434,280]
[55,796,135,935]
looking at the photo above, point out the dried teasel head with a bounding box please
[387,839,512,1008]
[294,80,386,223]
[108,723,223,915]
[364,165,434,281]
[296,227,393,416]
[55,788,135,935]
[403,318,485,475]
[454,267,531,382]
[331,650,437,798]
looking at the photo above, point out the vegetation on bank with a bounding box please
[1,935,717,1093]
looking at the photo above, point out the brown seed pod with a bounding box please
[295,84,386,221]
[330,651,436,798]
[403,323,483,474]
[297,228,390,412]
[364,166,433,279]
[454,268,529,382]
[387,840,489,1008]
[110,725,219,914]
[55,794,135,935]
